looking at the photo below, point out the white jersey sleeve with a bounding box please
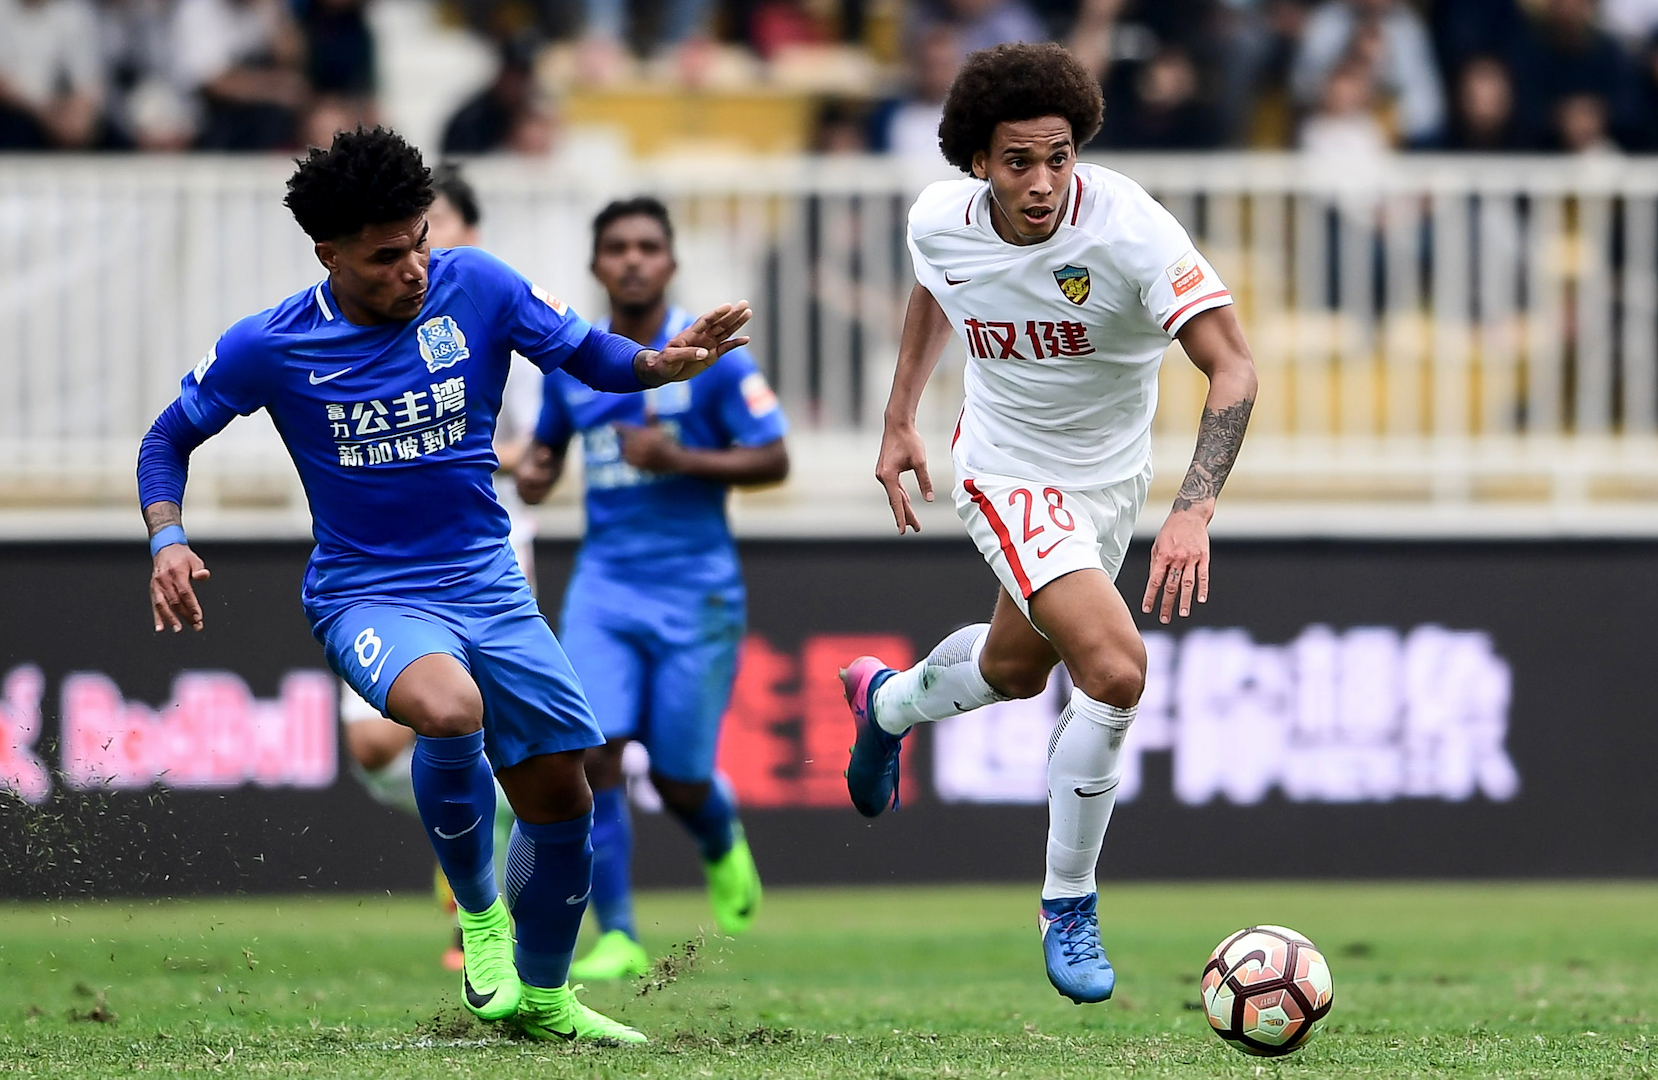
[1101,182,1232,338]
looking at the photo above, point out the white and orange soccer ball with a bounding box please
[1200,925,1334,1057]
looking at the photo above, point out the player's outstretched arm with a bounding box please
[1144,305,1257,624]
[634,302,753,386]
[877,284,954,534]
[137,400,215,633]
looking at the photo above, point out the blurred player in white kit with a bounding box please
[336,164,533,968]
[840,43,1258,1005]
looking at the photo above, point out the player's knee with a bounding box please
[345,719,413,771]
[1072,650,1147,709]
[979,653,1051,700]
[400,687,483,740]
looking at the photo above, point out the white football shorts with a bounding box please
[953,463,1151,620]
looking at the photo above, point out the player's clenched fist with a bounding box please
[635,301,753,386]
[151,545,211,633]
[875,422,934,534]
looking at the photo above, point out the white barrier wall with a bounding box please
[4,153,1658,535]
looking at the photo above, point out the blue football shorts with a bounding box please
[557,567,744,784]
[307,569,602,772]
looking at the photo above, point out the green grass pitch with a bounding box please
[0,883,1653,1078]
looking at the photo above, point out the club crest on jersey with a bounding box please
[1053,265,1091,306]
[417,316,469,372]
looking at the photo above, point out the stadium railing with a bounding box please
[4,152,1658,538]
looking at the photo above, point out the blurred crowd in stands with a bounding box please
[4,0,1658,155]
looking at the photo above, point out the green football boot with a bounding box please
[705,830,762,936]
[569,929,651,981]
[456,897,521,1021]
[514,982,648,1044]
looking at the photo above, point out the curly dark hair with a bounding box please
[937,43,1104,173]
[591,196,675,258]
[284,127,435,242]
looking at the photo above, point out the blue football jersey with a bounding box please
[179,246,598,601]
[536,308,788,590]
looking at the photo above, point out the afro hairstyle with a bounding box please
[937,43,1104,174]
[284,127,435,242]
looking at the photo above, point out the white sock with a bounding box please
[1042,689,1135,899]
[873,624,1007,735]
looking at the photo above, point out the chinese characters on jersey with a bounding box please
[962,319,1096,361]
[328,376,468,467]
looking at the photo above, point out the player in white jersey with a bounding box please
[840,43,1258,1005]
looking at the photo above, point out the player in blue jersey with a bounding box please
[515,197,789,981]
[136,128,752,1044]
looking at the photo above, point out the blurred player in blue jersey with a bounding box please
[136,129,752,1044]
[516,197,789,980]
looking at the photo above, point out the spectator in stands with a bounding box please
[1430,0,1523,84]
[1555,90,1620,152]
[442,38,556,155]
[0,0,103,149]
[748,0,834,60]
[579,0,712,83]
[173,0,308,150]
[1292,0,1444,146]
[1508,0,1637,150]
[1299,56,1390,156]
[813,97,868,152]
[869,24,958,160]
[1096,45,1222,148]
[910,0,1046,60]
[298,0,374,101]
[97,0,195,149]
[1445,54,1521,151]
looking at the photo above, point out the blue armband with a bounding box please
[149,524,189,557]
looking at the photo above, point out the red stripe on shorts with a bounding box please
[952,407,964,449]
[962,478,1032,598]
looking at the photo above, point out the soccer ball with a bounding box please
[1200,925,1333,1057]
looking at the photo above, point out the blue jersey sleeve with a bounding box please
[450,247,595,373]
[535,372,576,450]
[708,349,788,447]
[177,318,270,434]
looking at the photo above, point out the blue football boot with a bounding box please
[840,656,905,817]
[1040,893,1116,1004]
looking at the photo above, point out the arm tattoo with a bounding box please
[1172,397,1253,512]
[143,501,182,537]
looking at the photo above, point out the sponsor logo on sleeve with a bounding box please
[1166,252,1206,298]
[740,372,780,416]
[531,284,568,316]
[416,315,470,372]
[1053,265,1091,305]
[191,345,218,383]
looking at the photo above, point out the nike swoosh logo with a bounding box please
[433,815,482,840]
[369,645,395,685]
[463,974,497,1010]
[944,273,970,286]
[546,1026,577,1041]
[308,367,353,384]
[565,888,591,905]
[1036,538,1069,559]
[1074,784,1118,798]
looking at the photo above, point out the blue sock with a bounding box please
[669,777,738,863]
[411,730,498,914]
[505,813,593,989]
[589,786,637,940]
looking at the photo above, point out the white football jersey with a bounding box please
[908,162,1233,488]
